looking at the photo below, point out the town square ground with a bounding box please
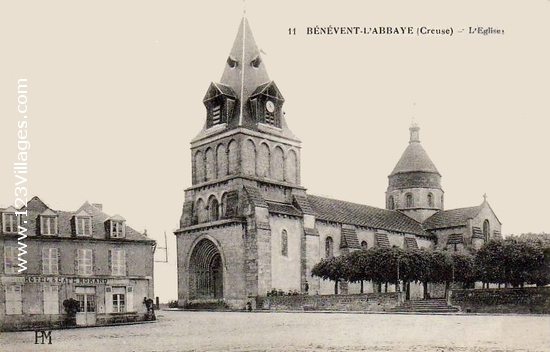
[0,310,548,352]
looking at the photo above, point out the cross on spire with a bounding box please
[483,193,487,201]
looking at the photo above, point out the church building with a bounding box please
[174,17,501,308]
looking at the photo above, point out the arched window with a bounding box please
[361,241,368,250]
[406,193,414,208]
[325,236,334,258]
[427,193,434,207]
[272,146,284,181]
[208,196,219,221]
[196,199,207,223]
[388,196,395,210]
[281,230,288,257]
[285,150,298,184]
[205,147,215,181]
[242,139,256,176]
[257,143,270,178]
[216,144,227,178]
[194,150,205,183]
[227,140,238,175]
[483,219,490,241]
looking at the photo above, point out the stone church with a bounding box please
[175,17,501,308]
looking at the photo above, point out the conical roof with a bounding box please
[390,124,440,176]
[192,16,299,143]
[220,17,270,125]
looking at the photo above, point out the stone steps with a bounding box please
[391,299,460,313]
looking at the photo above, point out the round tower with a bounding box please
[386,122,443,223]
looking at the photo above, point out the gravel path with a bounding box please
[0,310,548,352]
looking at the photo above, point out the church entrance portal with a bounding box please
[189,239,223,300]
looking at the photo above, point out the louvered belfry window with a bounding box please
[212,105,222,125]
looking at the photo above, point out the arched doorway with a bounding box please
[189,239,223,300]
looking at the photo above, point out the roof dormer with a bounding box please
[250,81,285,128]
[203,82,237,129]
[39,208,58,236]
[73,210,92,237]
[106,214,126,239]
[2,206,19,234]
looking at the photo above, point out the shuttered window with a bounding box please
[42,248,59,275]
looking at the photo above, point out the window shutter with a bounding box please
[72,216,77,236]
[56,248,61,275]
[37,215,42,235]
[108,249,112,275]
[91,249,95,275]
[105,286,113,313]
[42,247,47,274]
[52,248,59,274]
[127,286,133,312]
[125,250,128,276]
[75,249,80,275]
[3,248,8,274]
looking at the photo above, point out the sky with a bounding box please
[1,0,549,301]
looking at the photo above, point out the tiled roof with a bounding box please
[212,82,237,98]
[293,194,315,215]
[243,185,268,208]
[404,237,419,249]
[447,233,464,245]
[340,228,360,249]
[266,201,302,217]
[375,233,391,248]
[472,226,484,239]
[423,206,481,230]
[390,142,440,176]
[3,196,152,242]
[308,195,431,237]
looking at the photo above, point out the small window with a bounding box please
[208,197,219,221]
[4,246,19,274]
[427,193,434,208]
[110,221,125,238]
[361,241,368,250]
[42,248,59,275]
[76,216,92,236]
[2,212,18,233]
[41,216,58,235]
[281,230,288,257]
[196,199,207,223]
[77,249,93,276]
[325,236,334,259]
[483,219,490,241]
[388,196,395,210]
[406,193,414,208]
[111,249,126,276]
[112,287,126,313]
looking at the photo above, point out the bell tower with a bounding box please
[179,16,303,228]
[386,122,443,223]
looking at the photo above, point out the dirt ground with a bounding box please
[0,310,548,352]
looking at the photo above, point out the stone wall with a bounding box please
[257,293,398,312]
[452,287,550,314]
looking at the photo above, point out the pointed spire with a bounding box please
[220,17,270,125]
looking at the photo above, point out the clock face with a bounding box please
[266,100,275,113]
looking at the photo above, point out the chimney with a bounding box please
[92,203,103,211]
